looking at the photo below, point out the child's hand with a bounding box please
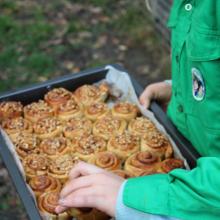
[139,82,172,109]
[55,161,124,217]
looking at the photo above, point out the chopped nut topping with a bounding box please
[114,102,137,114]
[129,117,155,135]
[40,137,68,155]
[57,99,79,113]
[45,88,72,102]
[49,154,78,173]
[34,117,61,134]
[95,117,121,134]
[64,118,92,134]
[144,131,169,148]
[2,117,31,131]
[24,100,53,118]
[24,154,48,171]
[87,103,106,114]
[77,135,106,154]
[0,101,23,117]
[14,133,38,151]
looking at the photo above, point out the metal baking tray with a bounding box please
[0,64,200,220]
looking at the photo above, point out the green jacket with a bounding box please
[123,1,220,219]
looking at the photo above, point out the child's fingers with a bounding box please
[69,161,104,179]
[58,186,102,208]
[56,173,124,217]
[60,175,95,199]
[55,205,68,214]
[61,172,119,199]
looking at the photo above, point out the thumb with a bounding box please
[139,86,155,109]
[139,98,151,109]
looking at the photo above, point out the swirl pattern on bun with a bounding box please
[125,151,160,176]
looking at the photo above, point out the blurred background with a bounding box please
[0,0,171,219]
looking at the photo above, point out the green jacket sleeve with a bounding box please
[123,157,220,220]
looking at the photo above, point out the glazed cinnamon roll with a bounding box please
[1,117,33,139]
[44,87,72,109]
[29,175,62,198]
[128,117,156,137]
[63,118,92,139]
[157,158,184,173]
[23,154,48,179]
[48,154,79,183]
[88,151,121,171]
[24,100,54,123]
[112,102,139,121]
[107,132,140,160]
[39,136,71,159]
[73,135,107,162]
[112,169,133,179]
[33,117,62,139]
[56,98,83,121]
[84,103,110,121]
[73,83,109,107]
[0,101,23,121]
[38,191,69,220]
[124,151,160,176]
[13,133,39,160]
[141,131,173,160]
[93,116,127,140]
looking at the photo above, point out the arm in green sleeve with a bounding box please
[123,157,220,220]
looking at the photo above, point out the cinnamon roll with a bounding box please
[67,207,93,220]
[157,158,184,173]
[23,154,48,179]
[112,102,139,121]
[73,83,109,107]
[44,87,72,109]
[38,191,69,220]
[39,136,71,159]
[112,169,133,179]
[67,207,109,220]
[24,100,54,123]
[128,117,157,137]
[93,116,127,140]
[13,133,39,160]
[33,117,62,139]
[107,132,140,160]
[84,103,110,121]
[48,154,79,183]
[88,151,121,171]
[29,175,62,198]
[73,135,107,162]
[63,118,92,139]
[56,98,83,121]
[1,117,33,139]
[139,169,162,176]
[141,131,173,160]
[124,151,160,176]
[0,101,23,121]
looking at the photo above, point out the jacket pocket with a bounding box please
[186,24,220,61]
[186,27,220,130]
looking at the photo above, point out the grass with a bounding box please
[0,0,168,92]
